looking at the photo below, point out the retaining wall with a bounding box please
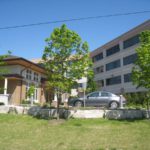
[0,106,149,119]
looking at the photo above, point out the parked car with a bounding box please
[68,91,126,109]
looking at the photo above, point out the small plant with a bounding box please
[21,99,30,104]
[0,102,4,105]
[27,84,35,105]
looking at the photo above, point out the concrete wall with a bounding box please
[0,65,23,75]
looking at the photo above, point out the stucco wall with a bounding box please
[8,80,22,104]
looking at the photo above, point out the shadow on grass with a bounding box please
[107,118,148,125]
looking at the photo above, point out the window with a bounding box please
[94,66,104,74]
[123,53,137,66]
[34,72,39,82]
[97,80,104,88]
[88,92,99,97]
[25,83,38,101]
[92,53,103,62]
[79,83,83,88]
[101,92,111,97]
[106,76,121,85]
[124,73,132,83]
[106,44,120,56]
[106,59,120,71]
[26,69,32,80]
[33,88,38,100]
[123,35,140,49]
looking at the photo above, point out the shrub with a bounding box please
[124,92,148,108]
[0,102,4,105]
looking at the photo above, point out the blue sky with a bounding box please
[0,0,150,59]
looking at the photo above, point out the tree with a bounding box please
[86,72,97,93]
[42,24,93,119]
[27,84,35,106]
[0,51,11,93]
[132,30,150,117]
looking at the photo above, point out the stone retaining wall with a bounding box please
[27,107,150,120]
[0,105,29,114]
[0,106,149,119]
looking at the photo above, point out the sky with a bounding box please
[0,0,150,60]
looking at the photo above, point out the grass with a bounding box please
[0,114,150,150]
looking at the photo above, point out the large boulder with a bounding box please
[105,109,144,120]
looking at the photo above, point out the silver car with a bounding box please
[68,91,126,109]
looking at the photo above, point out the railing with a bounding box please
[0,94,10,105]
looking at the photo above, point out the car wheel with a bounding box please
[74,101,83,107]
[109,101,119,109]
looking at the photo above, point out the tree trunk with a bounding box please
[56,92,60,120]
[146,91,150,119]
[146,99,150,119]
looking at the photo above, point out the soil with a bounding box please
[49,119,66,125]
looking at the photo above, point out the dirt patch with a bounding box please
[49,119,66,125]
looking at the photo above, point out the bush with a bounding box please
[21,99,30,104]
[0,102,4,105]
[124,92,148,108]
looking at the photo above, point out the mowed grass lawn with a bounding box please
[0,114,150,150]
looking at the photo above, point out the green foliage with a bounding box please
[27,85,35,98]
[0,52,11,93]
[21,99,30,104]
[86,72,97,93]
[42,24,93,94]
[124,92,148,108]
[132,30,150,89]
[132,30,150,113]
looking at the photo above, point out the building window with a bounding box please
[34,72,39,82]
[97,80,104,88]
[106,59,120,71]
[106,76,121,85]
[94,66,104,74]
[123,53,137,66]
[33,88,38,100]
[79,83,83,88]
[92,53,103,62]
[124,73,132,83]
[123,35,140,49]
[26,69,32,80]
[25,83,38,101]
[106,44,120,57]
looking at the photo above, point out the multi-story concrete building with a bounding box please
[91,20,150,94]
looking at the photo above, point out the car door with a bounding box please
[85,92,100,106]
[98,91,111,106]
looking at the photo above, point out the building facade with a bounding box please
[91,20,150,94]
[0,55,47,105]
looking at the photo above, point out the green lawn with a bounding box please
[0,114,150,150]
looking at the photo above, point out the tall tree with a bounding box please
[0,52,11,93]
[0,51,11,77]
[132,30,150,116]
[42,24,93,119]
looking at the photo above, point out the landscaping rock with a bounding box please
[0,106,9,114]
[15,106,24,114]
[28,106,41,116]
[71,110,104,119]
[105,109,144,120]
